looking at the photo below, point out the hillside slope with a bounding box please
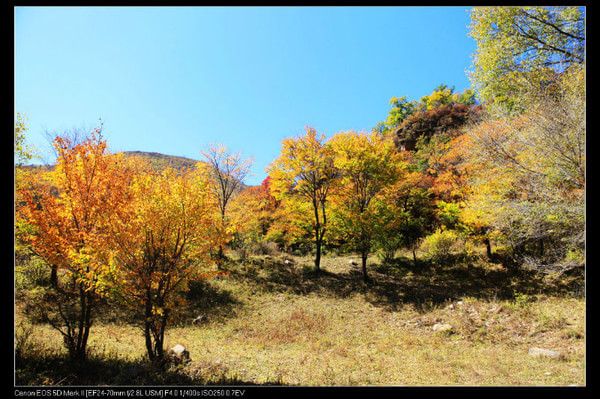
[122,151,199,171]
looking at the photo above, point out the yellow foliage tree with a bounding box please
[268,127,338,273]
[329,131,403,281]
[109,166,216,362]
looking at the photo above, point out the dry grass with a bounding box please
[16,254,585,386]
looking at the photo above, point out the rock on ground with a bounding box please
[168,344,191,364]
[432,323,453,333]
[528,347,563,360]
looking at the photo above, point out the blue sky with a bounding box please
[15,7,475,185]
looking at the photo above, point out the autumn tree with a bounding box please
[18,129,133,361]
[109,167,215,362]
[377,156,436,264]
[394,103,482,152]
[381,85,476,131]
[329,131,402,281]
[385,96,417,129]
[15,113,41,267]
[201,145,252,264]
[469,6,585,114]
[419,84,476,111]
[229,177,280,257]
[268,127,338,273]
[265,193,314,254]
[15,113,35,166]
[464,66,584,266]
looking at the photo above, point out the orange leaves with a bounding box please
[108,165,216,311]
[18,130,134,296]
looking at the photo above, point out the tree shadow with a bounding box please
[181,279,243,324]
[15,352,277,385]
[228,255,582,312]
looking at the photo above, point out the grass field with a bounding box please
[15,254,585,386]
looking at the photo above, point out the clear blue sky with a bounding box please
[15,6,475,185]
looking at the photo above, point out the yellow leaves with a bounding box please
[106,163,216,309]
[268,126,337,202]
[152,306,165,317]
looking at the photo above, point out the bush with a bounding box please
[15,320,36,362]
[419,229,465,263]
[15,257,49,291]
[564,248,585,265]
[250,241,280,256]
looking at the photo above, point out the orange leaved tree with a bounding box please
[109,167,215,362]
[17,129,133,361]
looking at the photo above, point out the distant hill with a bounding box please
[18,151,200,172]
[18,151,248,189]
[122,151,199,171]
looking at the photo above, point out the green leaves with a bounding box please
[469,6,584,114]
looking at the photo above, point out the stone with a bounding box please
[192,315,207,325]
[284,259,293,265]
[168,344,191,364]
[528,347,563,359]
[432,323,453,333]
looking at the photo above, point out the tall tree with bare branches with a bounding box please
[201,144,252,264]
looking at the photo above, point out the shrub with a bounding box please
[15,320,35,362]
[15,257,49,291]
[250,241,280,256]
[419,229,465,263]
[564,248,585,265]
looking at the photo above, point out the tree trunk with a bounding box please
[361,251,368,282]
[312,197,322,275]
[217,245,224,269]
[78,301,92,362]
[315,235,322,275]
[50,265,58,288]
[144,323,154,361]
[484,238,493,259]
[69,290,92,362]
[412,247,417,265]
[144,294,156,361]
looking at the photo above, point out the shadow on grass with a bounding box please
[15,352,277,386]
[227,255,583,312]
[182,279,243,323]
[92,279,243,327]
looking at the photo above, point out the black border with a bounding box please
[4,1,593,398]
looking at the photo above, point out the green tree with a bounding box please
[469,6,584,114]
[329,131,402,281]
[385,96,417,128]
[15,113,34,165]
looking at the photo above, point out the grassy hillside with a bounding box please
[121,151,199,171]
[15,254,585,386]
[19,151,199,173]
